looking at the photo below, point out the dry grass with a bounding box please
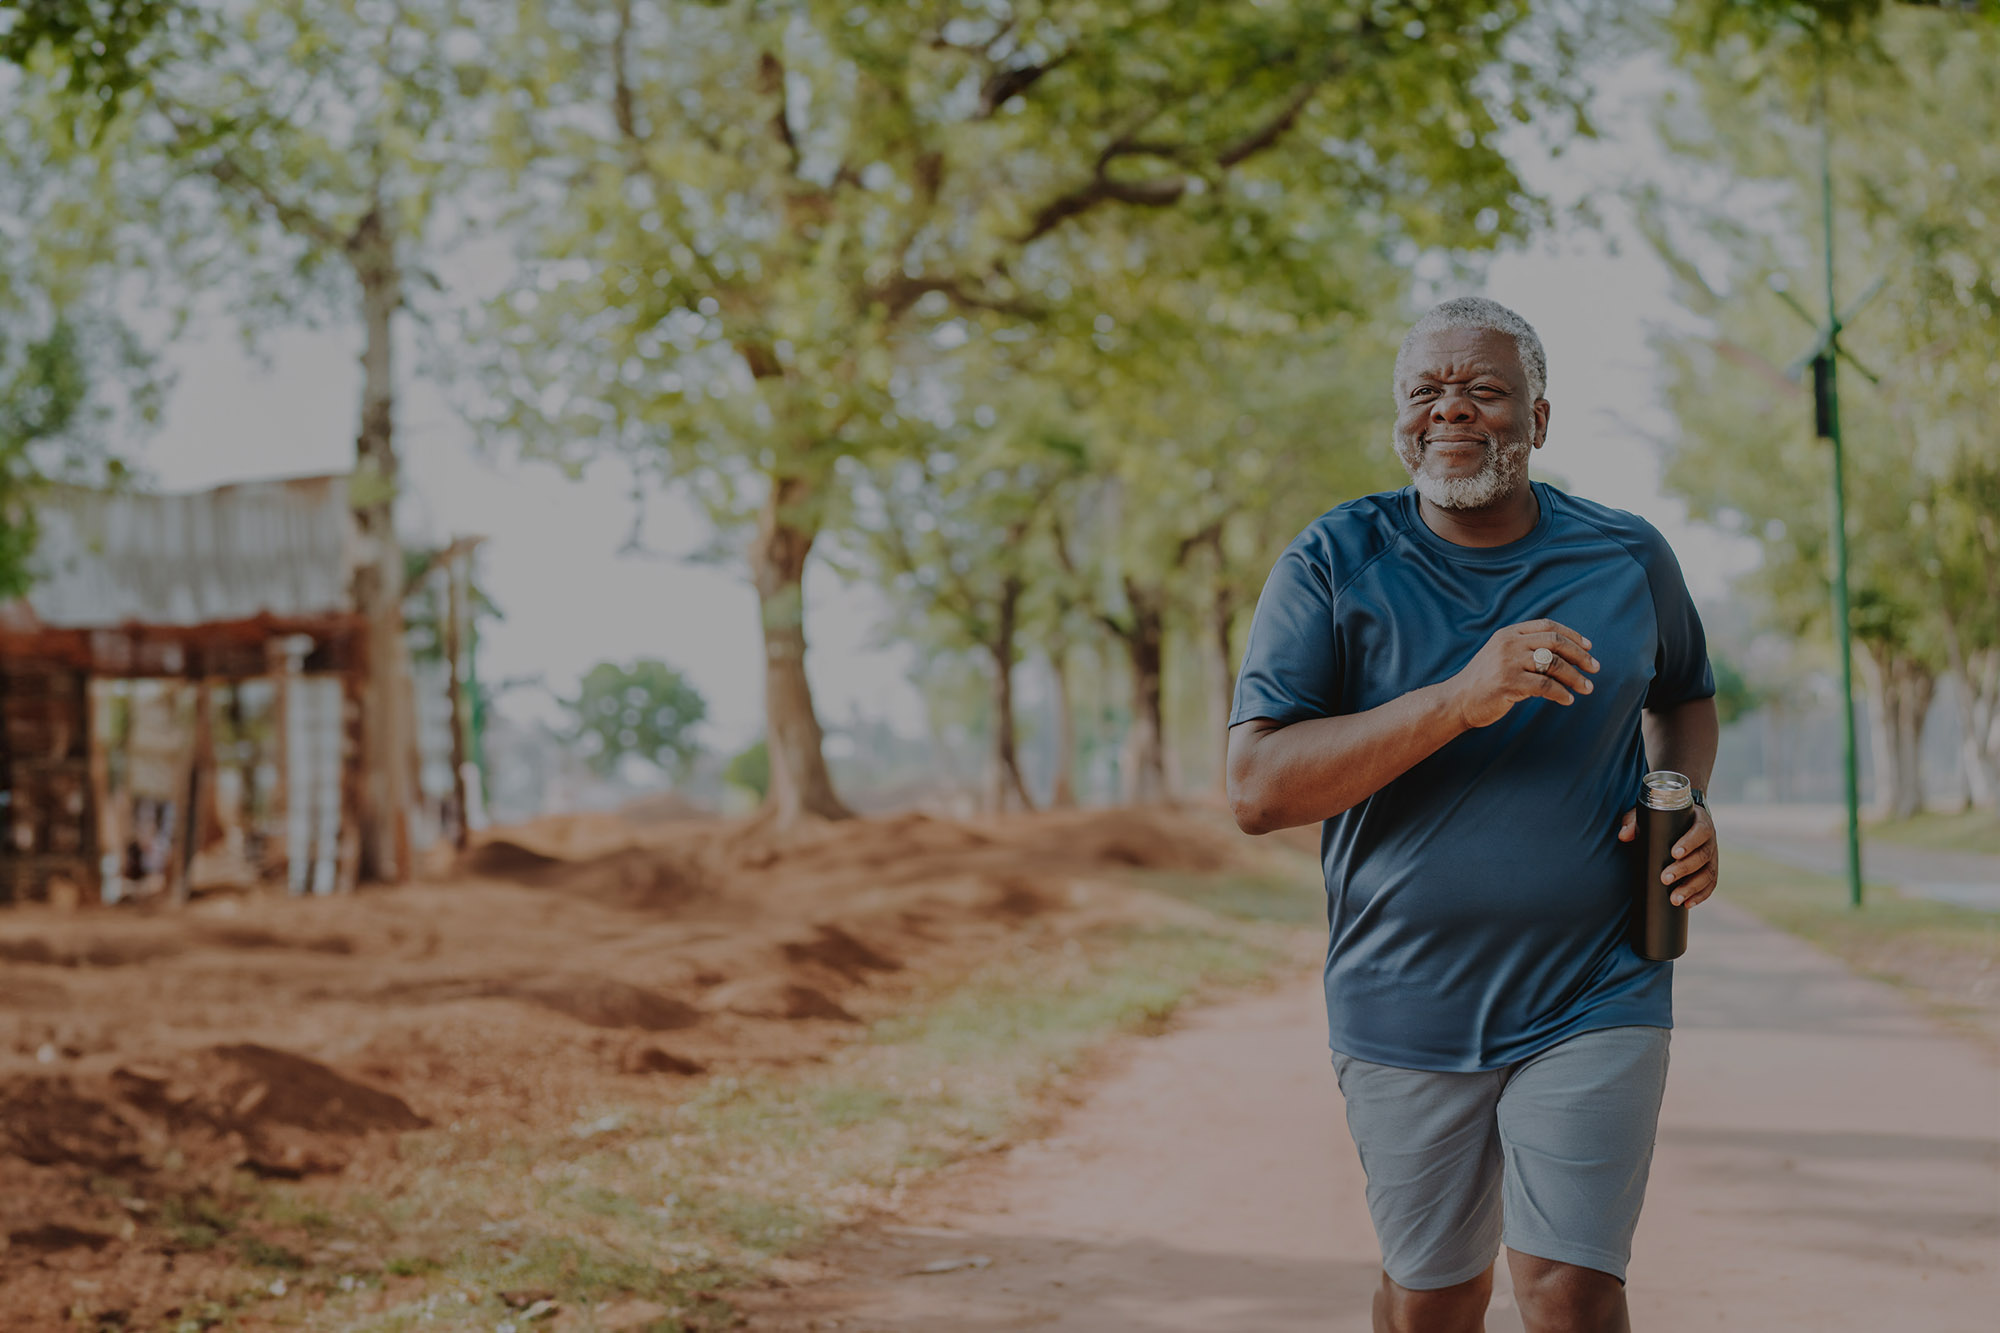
[157,896,1305,1333]
[1867,808,2000,857]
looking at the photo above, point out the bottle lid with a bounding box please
[1641,770,1693,811]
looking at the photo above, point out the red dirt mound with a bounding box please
[462,838,565,878]
[0,802,1298,1330]
[0,1078,150,1171]
[782,924,904,980]
[511,975,704,1031]
[460,840,704,911]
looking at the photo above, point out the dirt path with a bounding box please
[736,902,2000,1331]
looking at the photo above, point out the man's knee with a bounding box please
[1509,1252,1629,1333]
[1375,1265,1493,1333]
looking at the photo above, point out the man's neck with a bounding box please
[1417,482,1540,548]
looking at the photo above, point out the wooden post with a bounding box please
[81,672,105,906]
[443,556,471,852]
[167,675,212,906]
[266,638,295,888]
[338,659,364,894]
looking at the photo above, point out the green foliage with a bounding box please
[563,658,708,778]
[1710,653,1764,727]
[0,0,181,122]
[469,0,1592,799]
[1649,5,2000,665]
[724,738,770,799]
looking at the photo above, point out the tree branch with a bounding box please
[758,49,802,173]
[1016,69,1332,244]
[979,52,1069,118]
[1217,76,1324,168]
[869,272,1043,320]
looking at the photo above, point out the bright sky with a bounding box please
[130,55,1761,753]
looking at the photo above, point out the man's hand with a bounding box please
[1617,804,1719,908]
[1449,619,1599,729]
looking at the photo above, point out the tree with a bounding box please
[858,405,1085,811]
[1646,1,2000,814]
[56,0,495,877]
[0,78,157,594]
[563,658,708,779]
[474,0,1581,823]
[724,737,770,800]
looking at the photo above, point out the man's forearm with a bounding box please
[1640,696,1719,790]
[1227,682,1470,834]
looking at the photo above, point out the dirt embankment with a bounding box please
[0,804,1272,1329]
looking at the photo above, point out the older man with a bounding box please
[1227,297,1719,1333]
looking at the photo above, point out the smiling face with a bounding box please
[1392,327,1550,512]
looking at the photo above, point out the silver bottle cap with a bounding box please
[1641,770,1693,811]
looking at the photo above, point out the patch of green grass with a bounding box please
[236,1235,306,1270]
[1724,849,2000,1034]
[382,1255,442,1278]
[1138,868,1326,925]
[1867,808,2000,857]
[157,1194,234,1252]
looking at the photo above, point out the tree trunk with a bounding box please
[1961,649,2000,811]
[1207,580,1236,794]
[1940,617,2000,811]
[1117,578,1168,804]
[751,476,852,823]
[348,199,417,882]
[984,575,1036,813]
[1048,634,1077,809]
[1859,644,1934,821]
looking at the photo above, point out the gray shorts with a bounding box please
[1331,1025,1670,1290]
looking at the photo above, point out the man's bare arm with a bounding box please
[1228,619,1599,834]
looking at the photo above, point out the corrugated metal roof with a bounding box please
[24,474,359,629]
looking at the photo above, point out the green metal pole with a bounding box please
[1818,53,1864,910]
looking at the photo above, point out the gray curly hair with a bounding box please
[1394,297,1548,402]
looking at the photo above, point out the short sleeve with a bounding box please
[1231,542,1345,727]
[1642,532,1715,710]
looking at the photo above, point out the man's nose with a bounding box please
[1430,391,1474,423]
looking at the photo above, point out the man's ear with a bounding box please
[1531,398,1551,449]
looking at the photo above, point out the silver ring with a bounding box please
[1531,646,1555,673]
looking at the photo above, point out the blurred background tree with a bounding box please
[471,0,1587,823]
[1648,0,2000,815]
[564,658,709,781]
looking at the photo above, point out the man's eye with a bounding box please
[1411,386,1436,398]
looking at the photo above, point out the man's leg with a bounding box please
[1506,1251,1628,1333]
[1494,1026,1670,1333]
[1332,1054,1508,1332]
[1373,1263,1494,1333]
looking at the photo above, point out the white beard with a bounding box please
[1393,431,1533,511]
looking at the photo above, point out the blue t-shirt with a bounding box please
[1231,483,1714,1073]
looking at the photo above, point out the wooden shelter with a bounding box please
[0,475,367,905]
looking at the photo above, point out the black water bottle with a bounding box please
[1631,770,1696,961]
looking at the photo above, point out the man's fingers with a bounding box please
[1670,811,1716,859]
[1544,659,1594,696]
[1537,632,1600,674]
[1671,868,1718,908]
[1524,618,1593,651]
[1662,840,1714,885]
[1530,673,1576,706]
[1617,808,1638,842]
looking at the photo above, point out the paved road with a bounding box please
[1718,803,2000,911]
[739,903,2000,1331]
